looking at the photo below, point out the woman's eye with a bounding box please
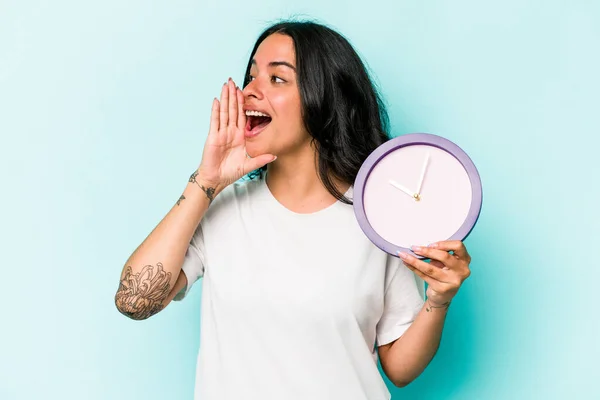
[247,75,285,83]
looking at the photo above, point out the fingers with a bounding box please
[237,87,246,129]
[243,153,277,174]
[410,242,472,283]
[209,98,220,135]
[228,79,237,127]
[398,253,446,291]
[410,245,455,268]
[216,78,243,133]
[397,251,450,282]
[398,251,465,300]
[219,82,228,130]
[405,262,431,284]
[428,240,471,262]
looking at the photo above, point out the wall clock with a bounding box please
[353,133,482,259]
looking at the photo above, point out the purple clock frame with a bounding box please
[353,133,483,259]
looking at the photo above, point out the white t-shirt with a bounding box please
[173,176,425,400]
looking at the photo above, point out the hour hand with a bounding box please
[389,179,415,198]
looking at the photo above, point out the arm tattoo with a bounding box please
[425,299,451,312]
[189,170,216,203]
[176,194,185,206]
[115,263,172,320]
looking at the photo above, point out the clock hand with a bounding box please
[389,179,416,198]
[416,151,430,196]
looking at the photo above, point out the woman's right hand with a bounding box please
[195,78,276,195]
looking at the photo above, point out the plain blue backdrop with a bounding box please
[1,0,598,399]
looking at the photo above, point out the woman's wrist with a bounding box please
[425,298,451,312]
[188,169,222,203]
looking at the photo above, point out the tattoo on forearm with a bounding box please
[177,194,185,206]
[189,170,216,203]
[426,299,451,312]
[115,263,172,320]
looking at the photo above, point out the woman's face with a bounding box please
[243,33,310,159]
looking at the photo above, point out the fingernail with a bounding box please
[411,245,422,252]
[428,243,437,248]
[271,156,277,162]
[397,251,407,259]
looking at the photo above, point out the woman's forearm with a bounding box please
[379,299,450,387]
[114,172,218,320]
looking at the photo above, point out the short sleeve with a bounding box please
[172,223,206,301]
[376,256,426,346]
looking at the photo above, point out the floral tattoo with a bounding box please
[115,263,172,320]
[189,170,216,203]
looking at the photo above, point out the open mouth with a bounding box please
[245,110,272,137]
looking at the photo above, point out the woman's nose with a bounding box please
[242,78,263,100]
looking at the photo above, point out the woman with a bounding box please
[115,20,472,400]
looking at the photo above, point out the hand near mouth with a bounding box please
[195,78,277,197]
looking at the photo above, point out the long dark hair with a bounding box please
[243,20,390,204]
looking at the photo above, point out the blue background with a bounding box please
[1,0,598,399]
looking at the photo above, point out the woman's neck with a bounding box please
[265,149,349,214]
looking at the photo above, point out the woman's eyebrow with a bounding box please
[251,59,296,71]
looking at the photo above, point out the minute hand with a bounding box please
[416,152,430,195]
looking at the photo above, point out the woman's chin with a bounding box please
[244,143,271,159]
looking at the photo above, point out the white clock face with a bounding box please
[363,144,472,248]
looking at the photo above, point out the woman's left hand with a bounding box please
[398,241,471,310]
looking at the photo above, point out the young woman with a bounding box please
[115,20,472,400]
